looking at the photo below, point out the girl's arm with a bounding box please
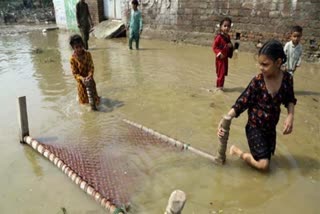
[282,74,296,134]
[70,57,83,82]
[217,108,236,138]
[227,108,236,118]
[217,78,256,137]
[212,36,224,58]
[87,52,94,78]
[283,102,294,135]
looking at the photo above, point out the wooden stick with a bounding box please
[123,119,219,163]
[216,115,232,164]
[84,80,97,111]
[165,190,186,214]
[17,96,29,143]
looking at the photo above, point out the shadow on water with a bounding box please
[135,48,163,51]
[274,155,320,173]
[295,90,320,96]
[98,97,124,113]
[36,136,59,143]
[224,87,246,93]
[89,47,118,51]
[23,146,43,177]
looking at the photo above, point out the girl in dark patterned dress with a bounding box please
[217,40,296,171]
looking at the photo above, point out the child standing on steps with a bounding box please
[283,25,303,76]
[217,40,297,172]
[128,0,143,50]
[212,17,234,91]
[69,34,100,108]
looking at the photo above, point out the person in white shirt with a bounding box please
[283,25,303,75]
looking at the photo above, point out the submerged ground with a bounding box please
[0,25,319,213]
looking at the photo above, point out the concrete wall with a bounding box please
[53,0,104,30]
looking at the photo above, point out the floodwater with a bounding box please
[0,25,319,214]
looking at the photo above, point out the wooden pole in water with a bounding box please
[165,190,186,214]
[84,79,97,111]
[17,96,29,143]
[216,115,232,164]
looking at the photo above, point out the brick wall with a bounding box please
[137,0,320,61]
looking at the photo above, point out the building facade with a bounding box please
[53,0,320,60]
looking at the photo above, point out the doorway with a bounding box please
[103,0,122,19]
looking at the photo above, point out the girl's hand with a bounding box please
[85,75,93,81]
[283,114,294,135]
[80,76,85,83]
[227,43,233,48]
[219,53,224,59]
[217,127,225,138]
[217,118,226,138]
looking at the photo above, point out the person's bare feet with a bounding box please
[229,145,243,157]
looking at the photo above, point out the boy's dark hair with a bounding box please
[259,39,287,64]
[291,25,303,34]
[220,17,232,26]
[69,34,84,47]
[131,0,139,5]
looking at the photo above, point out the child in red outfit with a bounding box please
[212,17,234,91]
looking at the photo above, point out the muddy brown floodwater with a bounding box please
[0,25,319,214]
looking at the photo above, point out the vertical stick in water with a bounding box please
[17,96,29,143]
[84,79,97,111]
[216,115,232,164]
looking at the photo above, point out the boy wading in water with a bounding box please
[218,40,296,171]
[127,0,143,50]
[283,25,303,76]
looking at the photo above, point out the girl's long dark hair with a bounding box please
[259,39,287,64]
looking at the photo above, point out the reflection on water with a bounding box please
[0,26,319,214]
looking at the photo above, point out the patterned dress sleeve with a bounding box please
[87,52,94,77]
[70,56,82,81]
[282,73,297,108]
[232,77,256,117]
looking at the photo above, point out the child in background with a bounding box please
[69,34,100,107]
[212,17,234,91]
[283,25,303,75]
[76,0,93,50]
[217,40,296,171]
[128,0,143,50]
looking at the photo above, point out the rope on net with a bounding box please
[23,136,125,214]
[123,119,219,163]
